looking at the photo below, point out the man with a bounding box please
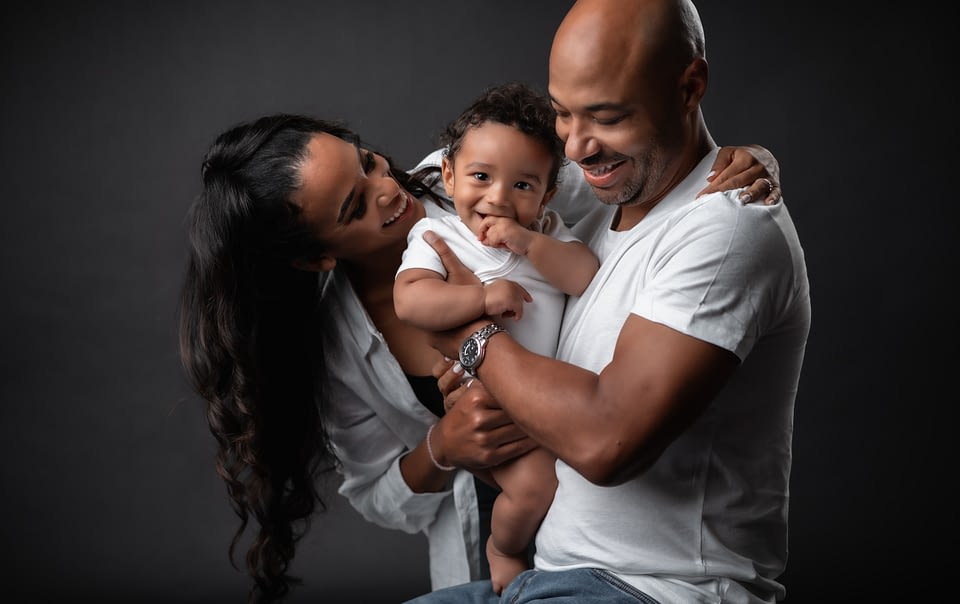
[408,0,810,602]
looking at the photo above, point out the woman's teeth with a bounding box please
[383,194,408,226]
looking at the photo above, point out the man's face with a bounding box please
[548,19,678,209]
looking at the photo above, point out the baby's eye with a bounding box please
[471,172,489,182]
[514,182,533,191]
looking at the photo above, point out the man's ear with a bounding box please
[441,156,456,198]
[292,255,337,273]
[681,57,708,112]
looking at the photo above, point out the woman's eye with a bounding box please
[350,196,366,221]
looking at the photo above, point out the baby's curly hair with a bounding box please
[441,81,566,191]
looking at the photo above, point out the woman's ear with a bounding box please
[292,255,337,273]
[441,156,456,198]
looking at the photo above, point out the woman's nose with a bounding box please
[376,179,401,207]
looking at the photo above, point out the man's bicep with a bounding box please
[598,314,739,472]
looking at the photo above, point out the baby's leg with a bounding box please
[487,447,558,594]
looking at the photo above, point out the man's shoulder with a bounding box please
[678,191,793,235]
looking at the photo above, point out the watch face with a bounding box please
[461,338,480,367]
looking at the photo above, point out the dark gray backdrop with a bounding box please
[1,1,953,602]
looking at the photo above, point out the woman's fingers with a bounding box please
[424,230,480,286]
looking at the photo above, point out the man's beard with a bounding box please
[584,146,663,208]
[592,170,645,207]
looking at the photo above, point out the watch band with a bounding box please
[460,322,506,377]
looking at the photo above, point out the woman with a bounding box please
[177,114,780,603]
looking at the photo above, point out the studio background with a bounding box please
[1,1,952,602]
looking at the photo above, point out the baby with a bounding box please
[394,82,598,593]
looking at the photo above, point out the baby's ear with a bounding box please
[441,156,456,198]
[542,186,558,206]
[292,255,337,273]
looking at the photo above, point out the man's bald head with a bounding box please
[552,0,705,83]
[547,0,712,218]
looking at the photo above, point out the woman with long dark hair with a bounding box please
[177,112,780,602]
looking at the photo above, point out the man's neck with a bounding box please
[615,126,715,231]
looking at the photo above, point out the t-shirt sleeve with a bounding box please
[397,217,447,279]
[632,199,797,360]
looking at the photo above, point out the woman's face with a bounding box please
[293,132,425,267]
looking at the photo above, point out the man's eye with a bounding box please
[594,115,626,125]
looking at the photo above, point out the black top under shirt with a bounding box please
[405,373,497,580]
[406,374,445,419]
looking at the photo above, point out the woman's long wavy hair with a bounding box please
[177,114,438,602]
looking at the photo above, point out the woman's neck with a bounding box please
[342,255,400,303]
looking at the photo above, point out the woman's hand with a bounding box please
[429,357,535,470]
[699,144,782,205]
[423,230,493,358]
[423,229,482,286]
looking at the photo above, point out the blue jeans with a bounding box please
[403,568,662,604]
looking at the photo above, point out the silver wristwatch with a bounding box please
[458,323,506,377]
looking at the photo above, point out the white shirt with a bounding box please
[536,148,811,604]
[321,199,481,589]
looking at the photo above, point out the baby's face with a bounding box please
[442,122,554,235]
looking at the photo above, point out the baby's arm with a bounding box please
[480,216,598,296]
[395,268,531,330]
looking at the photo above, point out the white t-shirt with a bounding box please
[536,148,811,604]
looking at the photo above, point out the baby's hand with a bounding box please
[478,216,533,255]
[483,279,532,321]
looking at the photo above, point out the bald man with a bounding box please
[408,1,809,602]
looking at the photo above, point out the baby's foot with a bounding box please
[486,535,529,595]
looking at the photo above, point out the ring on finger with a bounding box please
[759,177,775,192]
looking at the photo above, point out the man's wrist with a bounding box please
[458,322,507,377]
